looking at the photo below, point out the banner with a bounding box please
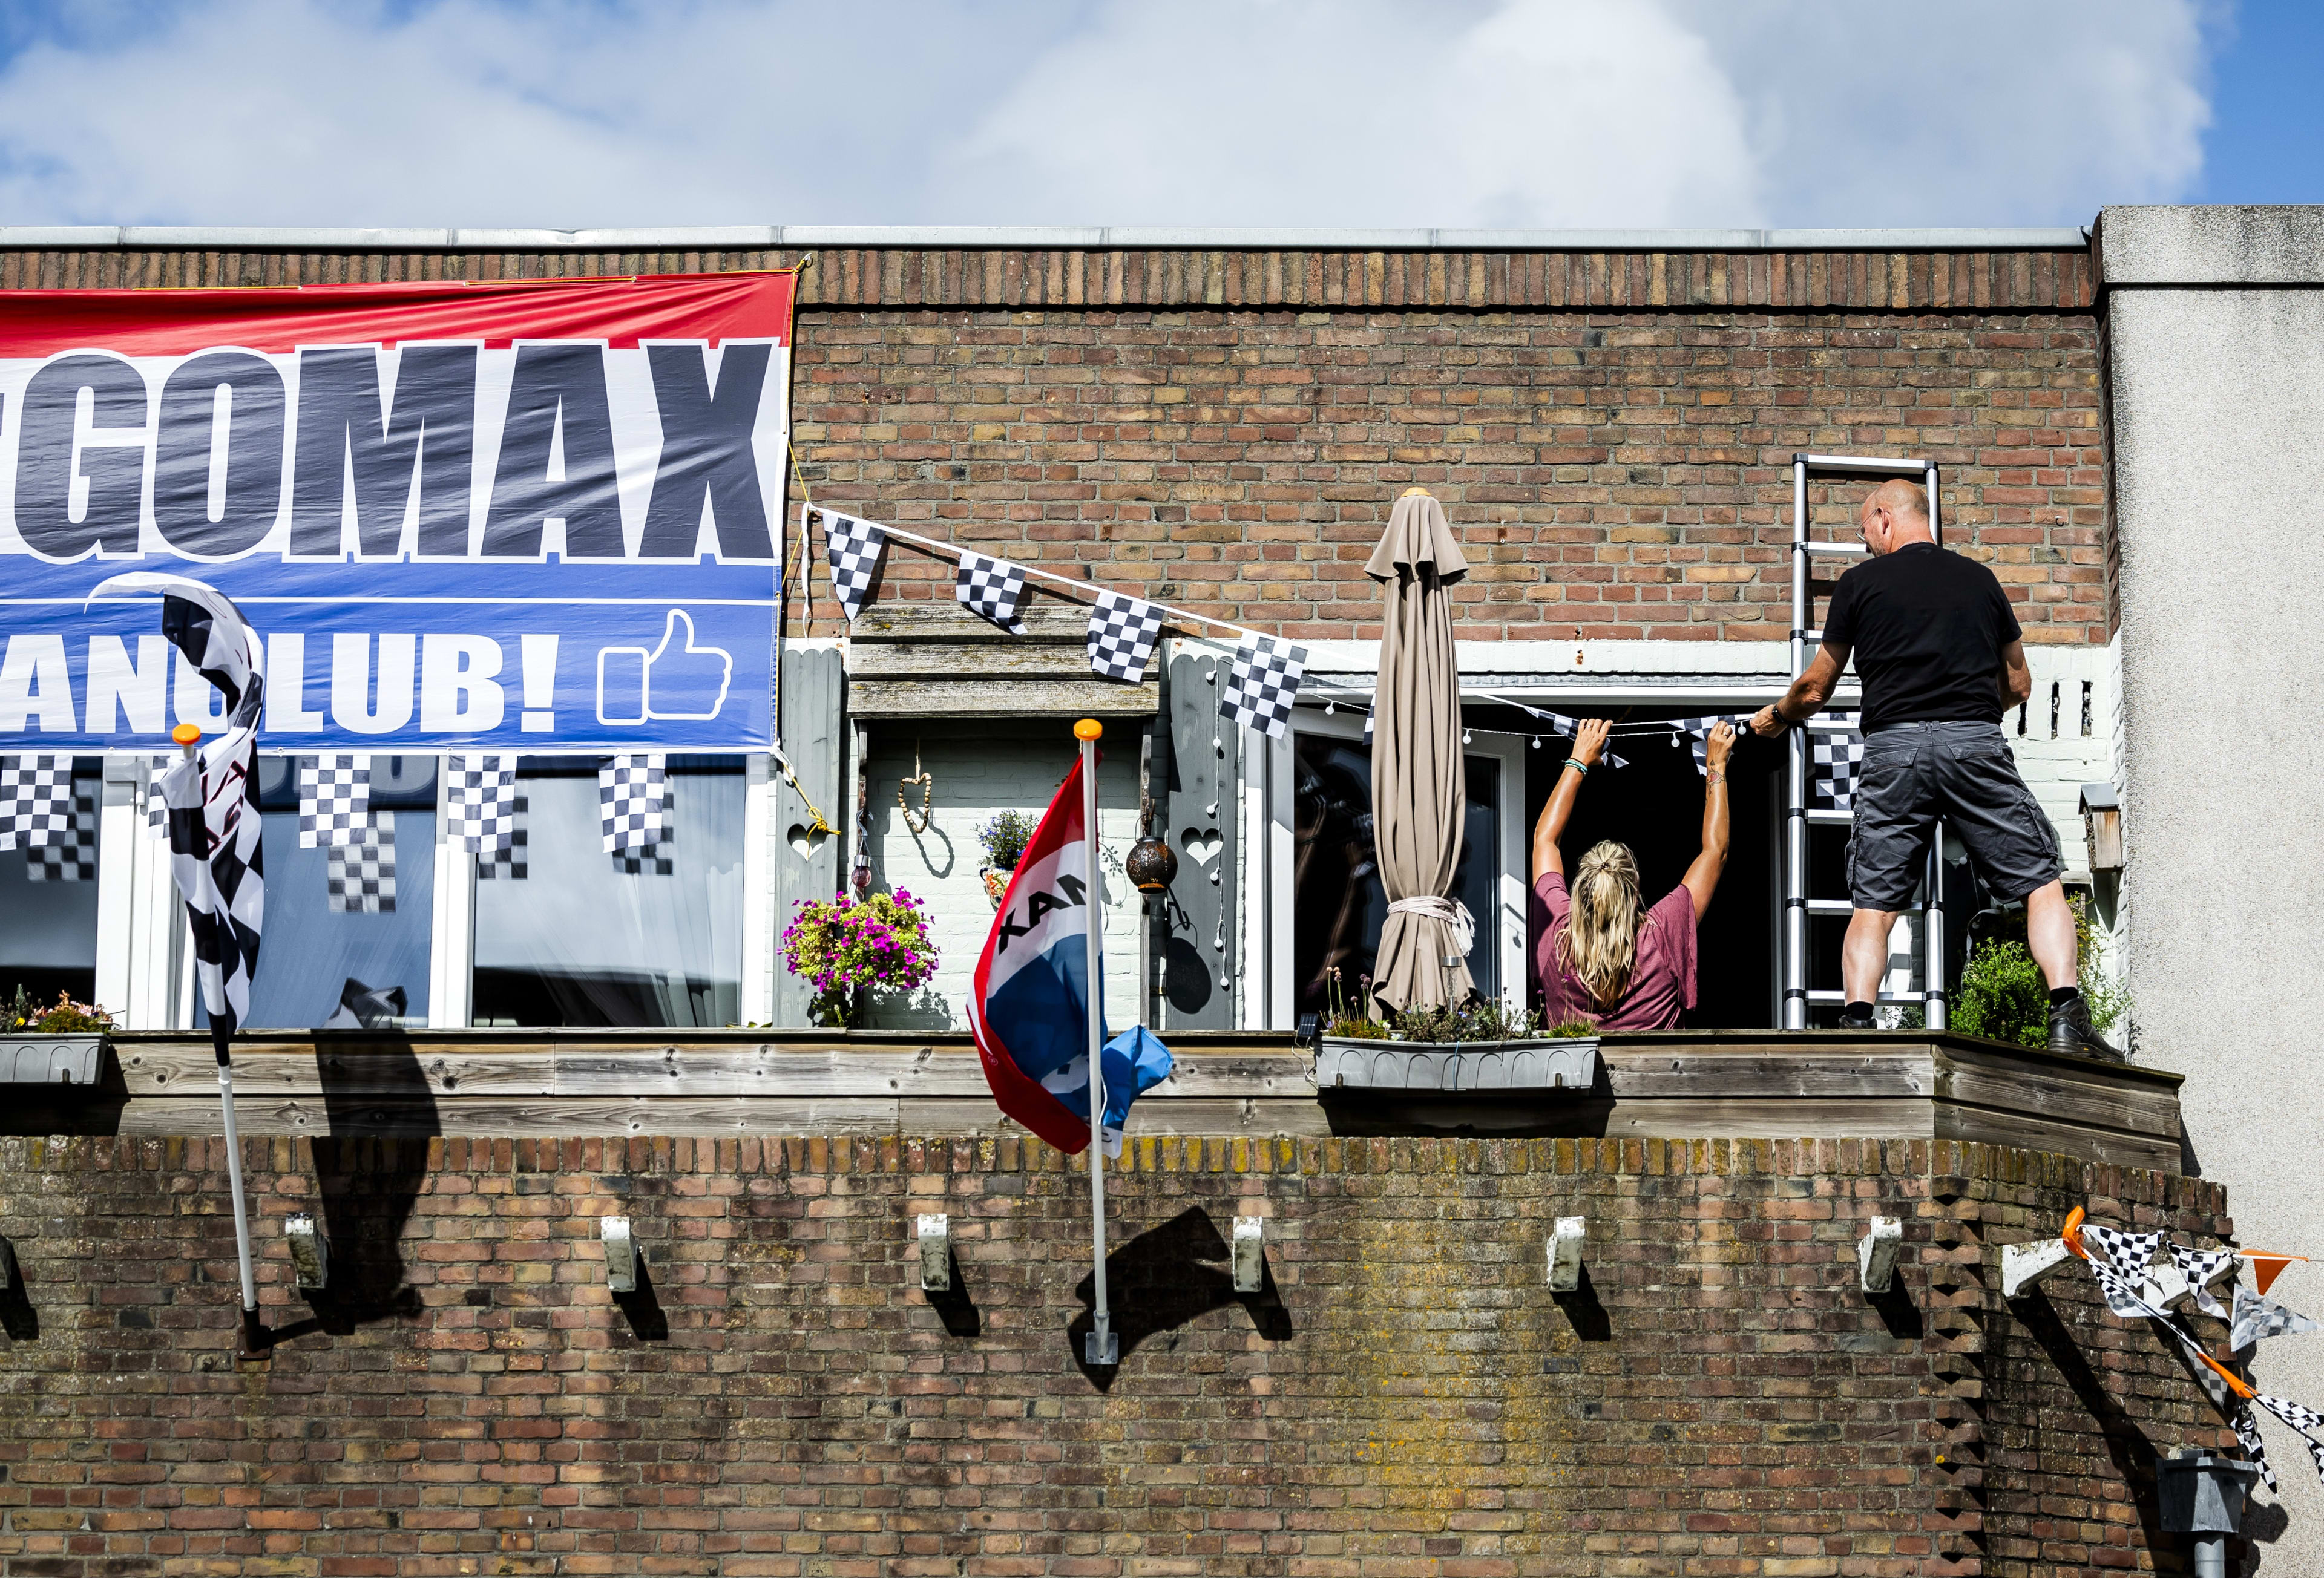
[0,272,792,751]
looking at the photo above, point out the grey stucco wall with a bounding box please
[2104,205,2324,1561]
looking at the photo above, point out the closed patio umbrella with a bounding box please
[1367,488,1472,1014]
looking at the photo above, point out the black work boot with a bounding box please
[2048,997,2125,1062]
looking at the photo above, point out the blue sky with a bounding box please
[0,0,2309,228]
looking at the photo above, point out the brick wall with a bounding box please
[790,309,2107,646]
[0,1133,2234,1577]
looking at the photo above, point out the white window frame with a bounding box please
[1274,710,1529,1026]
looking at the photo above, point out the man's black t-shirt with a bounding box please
[1822,543,2021,733]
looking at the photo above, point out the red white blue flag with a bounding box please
[968,755,1171,1155]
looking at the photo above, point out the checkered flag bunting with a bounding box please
[2089,1260,2155,1321]
[326,813,397,913]
[822,510,887,624]
[956,552,1031,633]
[2080,1223,2164,1280]
[600,754,669,853]
[1086,591,1164,683]
[2233,1285,2322,1349]
[1219,637,1307,740]
[1811,714,1865,810]
[2260,1393,2324,1436]
[478,794,530,880]
[445,755,520,853]
[2168,1243,2240,1318]
[146,756,171,832]
[26,781,97,881]
[613,779,675,876]
[298,755,372,847]
[0,755,75,850]
[2233,1405,2279,1492]
[1673,715,1752,776]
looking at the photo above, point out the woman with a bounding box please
[1530,718,1735,1030]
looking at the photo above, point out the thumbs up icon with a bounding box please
[595,609,735,726]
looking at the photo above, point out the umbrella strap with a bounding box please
[1388,896,1475,960]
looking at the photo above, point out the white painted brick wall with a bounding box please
[853,731,1144,1032]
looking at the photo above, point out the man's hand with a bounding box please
[1705,720,1736,769]
[1748,704,1788,738]
[1571,718,1611,767]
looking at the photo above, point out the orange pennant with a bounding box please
[2243,1252,2309,1297]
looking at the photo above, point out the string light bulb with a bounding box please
[1531,736,1540,749]
[1461,728,1472,744]
[1324,702,1335,713]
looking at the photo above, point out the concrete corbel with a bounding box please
[917,1214,950,1292]
[1232,1216,1265,1293]
[1859,1216,1903,1294]
[602,1216,638,1294]
[1546,1217,1586,1292]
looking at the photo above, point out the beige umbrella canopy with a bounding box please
[1366,488,1473,1015]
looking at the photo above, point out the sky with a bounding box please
[0,0,2309,229]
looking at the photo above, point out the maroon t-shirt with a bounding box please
[1531,872,1698,1030]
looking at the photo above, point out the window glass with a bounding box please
[1290,734,1498,1020]
[472,755,743,1027]
[200,755,436,1029]
[0,756,102,1013]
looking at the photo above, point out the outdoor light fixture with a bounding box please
[2002,1236,2075,1299]
[1232,1216,1265,1294]
[284,1213,329,1290]
[917,1214,950,1292]
[601,1216,638,1294]
[1546,1216,1586,1291]
[1859,1216,1903,1293]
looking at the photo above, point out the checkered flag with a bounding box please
[822,510,887,624]
[2080,1223,2164,1280]
[478,793,530,881]
[956,552,1030,633]
[1219,637,1307,739]
[146,755,172,833]
[1086,591,1164,683]
[26,780,97,882]
[327,813,396,913]
[1811,713,1864,810]
[2168,1243,2239,1319]
[600,754,669,853]
[613,779,675,876]
[297,755,371,847]
[2233,1405,2279,1492]
[1673,715,1750,776]
[2234,1285,2322,1350]
[2089,1260,2155,1321]
[1,755,75,850]
[445,755,519,853]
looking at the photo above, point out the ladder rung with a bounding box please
[1797,454,1929,476]
[1797,540,1868,557]
[1798,628,1823,644]
[1804,716,1858,732]
[1804,899,1928,916]
[1805,809,1852,825]
[1805,990,1929,1004]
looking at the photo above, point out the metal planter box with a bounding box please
[1315,1036,1600,1095]
[1,1034,107,1088]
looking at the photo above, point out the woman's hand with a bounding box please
[1571,718,1611,767]
[1705,720,1736,770]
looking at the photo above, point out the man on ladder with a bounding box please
[1750,478,2122,1061]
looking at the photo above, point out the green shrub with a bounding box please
[1952,896,2129,1049]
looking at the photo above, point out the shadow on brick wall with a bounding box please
[1068,1206,1293,1390]
[295,1035,437,1335]
[2014,1295,2168,1556]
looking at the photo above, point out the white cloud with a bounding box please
[0,0,2213,229]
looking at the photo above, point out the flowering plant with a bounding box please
[976,810,1039,872]
[781,889,940,1028]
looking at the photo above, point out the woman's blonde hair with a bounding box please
[1557,840,1644,1007]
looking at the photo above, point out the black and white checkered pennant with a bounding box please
[1219,637,1307,739]
[2233,1404,2279,1492]
[2168,1243,2239,1319]
[822,511,888,624]
[1811,714,1865,810]
[27,781,97,881]
[613,778,675,876]
[0,755,75,850]
[956,552,1030,633]
[1673,715,1751,776]
[1086,591,1164,683]
[478,793,530,881]
[445,755,519,853]
[600,754,668,853]
[2260,1393,2324,1436]
[2081,1223,2164,1280]
[326,814,396,913]
[2089,1259,2155,1320]
[2233,1285,2322,1349]
[297,754,371,847]
[146,755,172,832]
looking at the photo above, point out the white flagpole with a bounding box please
[1075,719,1118,1366]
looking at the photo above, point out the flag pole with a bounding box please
[174,722,264,1360]
[1075,718,1118,1366]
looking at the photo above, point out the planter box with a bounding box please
[1,1034,107,1087]
[1315,1035,1600,1095]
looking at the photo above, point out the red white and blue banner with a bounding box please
[0,272,792,752]
[968,754,1171,1156]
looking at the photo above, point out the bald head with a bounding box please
[1857,479,1934,555]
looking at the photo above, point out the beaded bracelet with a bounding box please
[1563,758,1590,776]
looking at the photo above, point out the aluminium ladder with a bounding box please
[1782,453,1949,1031]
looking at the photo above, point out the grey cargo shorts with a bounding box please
[1846,720,2061,911]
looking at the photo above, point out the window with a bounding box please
[0,756,101,1013]
[471,755,745,1027]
